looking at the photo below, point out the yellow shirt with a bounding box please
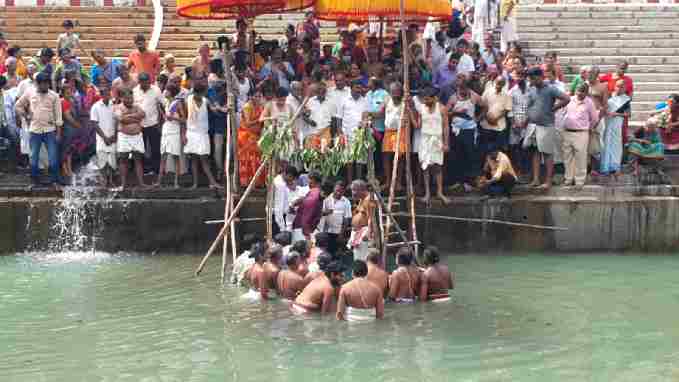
[491,152,517,181]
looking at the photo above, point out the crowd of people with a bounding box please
[0,8,671,198]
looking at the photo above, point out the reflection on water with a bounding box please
[1,253,678,382]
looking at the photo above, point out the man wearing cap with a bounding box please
[127,33,160,83]
[29,48,55,84]
[526,66,570,190]
[15,72,63,188]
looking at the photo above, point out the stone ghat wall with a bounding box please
[2,186,679,255]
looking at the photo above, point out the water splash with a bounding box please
[48,160,120,252]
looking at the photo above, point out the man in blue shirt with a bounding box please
[433,53,459,104]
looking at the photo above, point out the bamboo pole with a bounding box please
[195,159,268,276]
[221,100,233,284]
[390,212,570,231]
[382,0,410,266]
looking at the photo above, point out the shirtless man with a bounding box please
[388,247,422,303]
[366,249,389,296]
[292,260,344,314]
[276,252,307,300]
[348,180,376,261]
[263,245,283,292]
[418,246,454,301]
[337,260,385,320]
[303,252,332,285]
[247,243,273,300]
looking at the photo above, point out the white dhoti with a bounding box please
[348,227,370,261]
[345,307,377,322]
[418,133,444,170]
[96,151,117,170]
[117,132,145,154]
[500,16,518,52]
[183,130,210,156]
[160,123,182,157]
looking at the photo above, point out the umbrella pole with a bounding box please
[378,18,384,61]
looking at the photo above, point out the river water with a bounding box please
[1,252,678,381]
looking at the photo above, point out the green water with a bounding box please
[1,252,678,382]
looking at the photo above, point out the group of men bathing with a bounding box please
[242,242,454,321]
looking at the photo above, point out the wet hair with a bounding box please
[353,260,368,277]
[291,240,308,258]
[267,245,283,262]
[274,231,292,247]
[423,246,440,265]
[308,171,322,184]
[366,248,381,265]
[138,72,151,82]
[285,166,299,178]
[249,242,267,261]
[315,232,330,250]
[396,247,413,266]
[286,251,301,268]
[276,86,289,98]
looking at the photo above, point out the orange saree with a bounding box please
[238,101,267,187]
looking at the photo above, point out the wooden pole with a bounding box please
[221,100,233,284]
[382,0,411,266]
[378,18,384,62]
[195,159,268,276]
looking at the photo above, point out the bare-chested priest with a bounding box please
[418,246,454,302]
[336,260,385,321]
[388,247,422,303]
[276,252,307,300]
[291,258,344,314]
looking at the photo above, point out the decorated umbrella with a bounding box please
[177,0,314,19]
[314,0,451,22]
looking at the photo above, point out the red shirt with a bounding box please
[293,187,323,237]
[600,73,634,98]
[127,50,160,82]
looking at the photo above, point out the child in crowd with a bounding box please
[90,82,117,188]
[156,83,185,188]
[56,19,82,54]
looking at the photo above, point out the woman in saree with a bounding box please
[600,80,631,180]
[628,119,664,177]
[238,91,267,188]
[659,94,679,153]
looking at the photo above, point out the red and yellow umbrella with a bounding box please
[314,0,452,22]
[177,0,315,19]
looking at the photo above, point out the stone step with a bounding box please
[520,4,679,12]
[630,92,672,103]
[523,39,679,50]
[519,25,679,34]
[519,32,679,41]
[518,17,677,28]
[517,10,679,19]
[560,72,679,82]
[555,56,679,66]
[528,47,679,58]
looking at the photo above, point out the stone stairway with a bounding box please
[517,4,679,126]
[0,4,337,68]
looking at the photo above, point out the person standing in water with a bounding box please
[276,252,307,300]
[337,260,385,321]
[292,260,344,314]
[388,247,422,303]
[418,246,454,301]
[366,248,389,296]
[247,243,273,300]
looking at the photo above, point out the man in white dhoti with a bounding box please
[414,86,451,205]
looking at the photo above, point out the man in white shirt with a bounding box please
[451,39,475,75]
[337,80,369,184]
[90,82,117,187]
[327,72,350,121]
[273,166,303,236]
[480,76,512,154]
[319,180,352,254]
[305,82,334,150]
[133,72,164,174]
